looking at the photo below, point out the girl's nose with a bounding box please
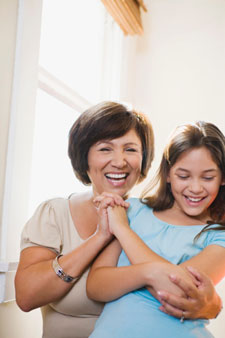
[189,179,203,194]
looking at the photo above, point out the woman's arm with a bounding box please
[15,229,111,312]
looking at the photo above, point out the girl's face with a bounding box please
[87,129,143,198]
[167,147,224,223]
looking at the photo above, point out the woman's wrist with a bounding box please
[94,227,112,246]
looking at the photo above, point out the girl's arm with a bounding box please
[87,238,190,301]
[109,205,224,318]
[87,238,150,301]
[88,199,223,319]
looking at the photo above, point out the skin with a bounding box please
[87,147,224,319]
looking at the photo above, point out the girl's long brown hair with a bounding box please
[141,121,225,237]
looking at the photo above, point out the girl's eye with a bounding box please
[178,175,189,180]
[203,177,214,181]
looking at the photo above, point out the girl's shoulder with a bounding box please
[126,197,152,220]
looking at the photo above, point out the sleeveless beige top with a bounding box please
[20,197,104,338]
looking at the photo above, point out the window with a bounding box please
[28,0,125,215]
[0,0,128,302]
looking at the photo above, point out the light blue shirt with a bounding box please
[90,198,225,338]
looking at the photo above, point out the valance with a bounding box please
[101,0,147,35]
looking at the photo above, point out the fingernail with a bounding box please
[157,291,165,297]
[169,274,176,281]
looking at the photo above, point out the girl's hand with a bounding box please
[107,205,130,236]
[157,266,223,320]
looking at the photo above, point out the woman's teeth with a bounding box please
[105,173,128,180]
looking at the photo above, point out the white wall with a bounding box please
[129,1,225,336]
[133,0,225,170]
[0,1,43,337]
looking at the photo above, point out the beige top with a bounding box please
[21,197,104,338]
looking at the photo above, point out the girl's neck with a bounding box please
[154,205,209,226]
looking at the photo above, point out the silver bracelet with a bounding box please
[52,254,79,284]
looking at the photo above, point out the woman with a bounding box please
[15,103,222,338]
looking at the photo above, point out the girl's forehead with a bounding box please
[173,147,220,169]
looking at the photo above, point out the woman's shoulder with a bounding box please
[33,196,70,214]
[26,197,72,232]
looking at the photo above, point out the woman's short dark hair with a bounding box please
[68,101,154,184]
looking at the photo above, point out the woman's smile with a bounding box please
[87,129,143,197]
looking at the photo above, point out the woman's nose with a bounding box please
[111,151,126,168]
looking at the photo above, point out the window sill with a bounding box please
[0,261,18,303]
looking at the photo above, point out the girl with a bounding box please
[87,121,225,338]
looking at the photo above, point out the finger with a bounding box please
[157,290,195,313]
[94,195,123,207]
[93,196,105,205]
[169,274,198,299]
[159,301,184,319]
[186,266,208,286]
[99,193,129,208]
[113,196,126,207]
[98,198,116,210]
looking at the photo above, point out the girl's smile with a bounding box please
[167,147,224,223]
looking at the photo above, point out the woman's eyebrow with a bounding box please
[96,141,141,147]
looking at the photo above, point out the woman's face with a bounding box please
[87,129,143,197]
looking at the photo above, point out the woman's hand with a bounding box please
[93,192,129,209]
[156,266,223,320]
[93,192,129,238]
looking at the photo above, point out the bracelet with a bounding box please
[52,254,79,284]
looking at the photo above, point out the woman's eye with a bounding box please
[126,148,137,152]
[99,147,111,152]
